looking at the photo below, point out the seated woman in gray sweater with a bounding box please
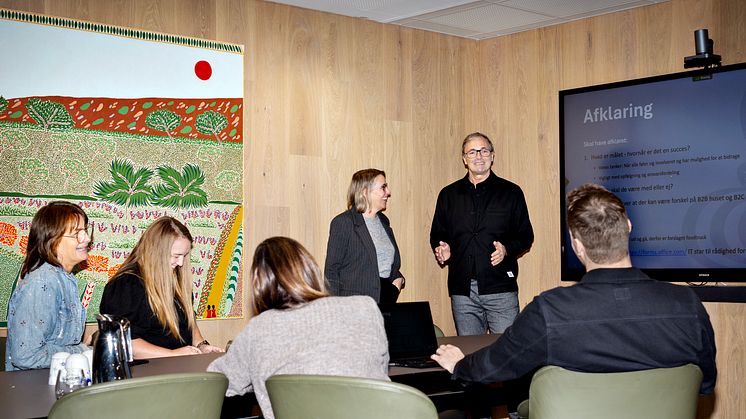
[207,236,390,419]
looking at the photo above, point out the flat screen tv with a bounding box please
[560,63,746,283]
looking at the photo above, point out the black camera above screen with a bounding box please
[684,29,721,69]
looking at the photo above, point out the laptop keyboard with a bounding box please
[389,358,439,368]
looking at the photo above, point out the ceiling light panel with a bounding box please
[500,0,660,18]
[424,3,552,33]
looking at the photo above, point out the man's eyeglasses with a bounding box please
[463,148,493,159]
[63,224,94,243]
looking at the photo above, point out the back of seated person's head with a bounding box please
[251,236,328,316]
[567,184,630,264]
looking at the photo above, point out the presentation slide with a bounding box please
[562,68,746,273]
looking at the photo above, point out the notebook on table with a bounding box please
[379,301,440,368]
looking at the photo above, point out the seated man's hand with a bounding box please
[431,344,465,374]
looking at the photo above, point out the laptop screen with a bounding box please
[379,301,439,360]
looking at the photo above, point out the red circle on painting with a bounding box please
[195,60,212,80]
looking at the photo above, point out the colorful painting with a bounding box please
[0,9,244,324]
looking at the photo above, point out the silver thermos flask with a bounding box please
[92,314,134,383]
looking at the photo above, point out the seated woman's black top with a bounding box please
[100,270,192,349]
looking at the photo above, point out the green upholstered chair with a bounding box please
[48,372,228,419]
[266,374,439,419]
[517,364,703,419]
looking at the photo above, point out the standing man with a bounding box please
[431,184,716,404]
[431,132,534,335]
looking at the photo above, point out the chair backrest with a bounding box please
[266,374,438,419]
[48,372,228,419]
[528,364,703,419]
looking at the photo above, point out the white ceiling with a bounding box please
[267,0,668,40]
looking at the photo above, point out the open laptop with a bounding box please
[379,301,440,368]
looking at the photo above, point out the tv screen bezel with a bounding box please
[559,62,746,283]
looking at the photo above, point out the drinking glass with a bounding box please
[54,369,90,399]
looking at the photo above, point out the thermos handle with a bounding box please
[124,325,133,362]
[117,321,134,363]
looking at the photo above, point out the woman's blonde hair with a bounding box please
[251,236,328,316]
[346,169,385,213]
[112,216,196,342]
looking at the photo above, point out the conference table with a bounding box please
[0,334,499,419]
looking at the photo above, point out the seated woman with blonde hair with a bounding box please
[100,216,222,358]
[208,236,389,419]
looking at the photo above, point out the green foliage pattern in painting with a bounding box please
[60,159,90,185]
[50,132,84,156]
[86,135,117,158]
[214,170,241,193]
[195,110,228,141]
[81,209,114,219]
[19,158,49,181]
[0,96,7,114]
[94,159,154,207]
[0,205,36,217]
[144,109,181,138]
[108,238,141,249]
[187,218,216,228]
[220,226,243,315]
[1,128,31,153]
[151,163,208,209]
[197,144,223,163]
[0,248,23,323]
[26,98,74,130]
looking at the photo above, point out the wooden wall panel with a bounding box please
[1,0,744,417]
[287,6,322,157]
[474,1,746,417]
[238,1,476,335]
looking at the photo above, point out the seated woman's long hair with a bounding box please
[21,201,89,277]
[111,216,196,342]
[251,236,328,316]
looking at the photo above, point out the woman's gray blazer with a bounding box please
[324,208,404,303]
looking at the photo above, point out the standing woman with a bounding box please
[6,201,92,370]
[99,216,222,358]
[325,169,405,303]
